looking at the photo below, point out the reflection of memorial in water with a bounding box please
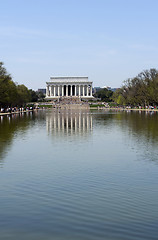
[46,110,93,135]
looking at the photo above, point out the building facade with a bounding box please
[46,77,93,99]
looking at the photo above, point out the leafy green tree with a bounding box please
[94,88,113,102]
[113,69,158,107]
[0,62,18,107]
[29,89,38,102]
[0,61,33,107]
[16,84,31,106]
[112,88,125,105]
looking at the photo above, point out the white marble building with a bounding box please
[46,77,93,99]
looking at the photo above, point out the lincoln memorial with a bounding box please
[46,77,93,100]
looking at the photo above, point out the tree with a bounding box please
[16,84,31,106]
[0,62,33,107]
[94,88,113,102]
[29,89,38,102]
[113,69,158,107]
[0,62,18,107]
[112,88,125,105]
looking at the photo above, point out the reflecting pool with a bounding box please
[0,109,158,240]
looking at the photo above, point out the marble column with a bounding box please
[62,85,64,96]
[54,85,56,96]
[87,85,89,96]
[79,85,80,96]
[70,85,72,96]
[47,85,49,97]
[66,85,68,96]
[83,85,85,97]
[58,85,60,96]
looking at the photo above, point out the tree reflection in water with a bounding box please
[92,110,158,163]
[0,112,34,164]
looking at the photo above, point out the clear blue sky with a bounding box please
[1,0,158,90]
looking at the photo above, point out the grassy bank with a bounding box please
[38,105,53,108]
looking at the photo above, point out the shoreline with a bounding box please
[0,110,33,116]
[1,107,158,116]
[90,107,158,112]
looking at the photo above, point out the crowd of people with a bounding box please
[0,106,33,114]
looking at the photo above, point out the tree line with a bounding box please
[0,62,44,108]
[113,69,158,107]
[95,68,158,107]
